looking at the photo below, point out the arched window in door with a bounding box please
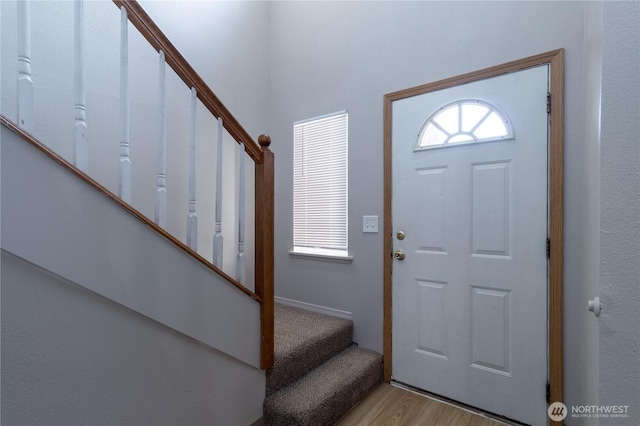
[417,100,514,150]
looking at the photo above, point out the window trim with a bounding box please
[289,249,353,264]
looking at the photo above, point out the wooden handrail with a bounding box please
[112,0,264,164]
[1,114,261,303]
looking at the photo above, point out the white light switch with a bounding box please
[363,215,378,233]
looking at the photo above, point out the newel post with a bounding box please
[255,134,274,369]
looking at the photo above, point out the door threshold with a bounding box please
[390,380,528,426]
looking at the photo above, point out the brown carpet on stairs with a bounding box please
[264,304,382,426]
[267,304,353,395]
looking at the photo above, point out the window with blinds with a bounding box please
[293,111,348,256]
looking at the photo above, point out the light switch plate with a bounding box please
[363,215,378,233]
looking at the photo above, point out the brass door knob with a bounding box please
[393,250,405,261]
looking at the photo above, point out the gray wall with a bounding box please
[138,0,270,139]
[2,0,637,423]
[1,121,265,424]
[599,1,640,424]
[269,1,639,424]
[1,251,264,426]
[1,2,271,421]
[269,2,595,403]
[2,125,262,368]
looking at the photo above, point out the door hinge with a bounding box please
[546,238,551,259]
[546,382,551,404]
[547,92,551,113]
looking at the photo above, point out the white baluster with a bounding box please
[212,117,223,267]
[236,143,246,284]
[73,0,88,172]
[155,51,167,228]
[186,87,198,250]
[119,6,131,203]
[17,0,34,132]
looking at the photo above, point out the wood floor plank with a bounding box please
[374,387,419,426]
[336,384,508,426]
[338,384,417,425]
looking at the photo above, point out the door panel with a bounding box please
[391,65,549,425]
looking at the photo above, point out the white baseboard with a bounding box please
[275,297,353,321]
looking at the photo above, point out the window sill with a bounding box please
[289,250,353,264]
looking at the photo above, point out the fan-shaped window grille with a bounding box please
[417,100,513,150]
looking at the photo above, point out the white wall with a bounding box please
[267,0,605,418]
[598,2,640,424]
[1,251,264,426]
[0,0,269,288]
[570,3,603,422]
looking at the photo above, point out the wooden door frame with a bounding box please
[383,49,564,406]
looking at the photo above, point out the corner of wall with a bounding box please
[598,1,640,423]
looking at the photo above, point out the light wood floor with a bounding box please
[337,383,508,426]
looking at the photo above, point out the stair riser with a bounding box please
[265,305,382,426]
[264,357,382,426]
[266,323,353,394]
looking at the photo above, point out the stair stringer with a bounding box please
[1,124,261,368]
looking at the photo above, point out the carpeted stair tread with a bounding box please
[267,304,353,394]
[264,345,383,426]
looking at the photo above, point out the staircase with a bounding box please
[3,1,275,422]
[264,304,382,425]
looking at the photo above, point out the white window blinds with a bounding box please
[293,111,348,255]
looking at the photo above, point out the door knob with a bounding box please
[588,297,601,317]
[393,250,405,260]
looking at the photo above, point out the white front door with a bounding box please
[391,65,549,425]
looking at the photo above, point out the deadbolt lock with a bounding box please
[396,230,405,240]
[393,250,405,261]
